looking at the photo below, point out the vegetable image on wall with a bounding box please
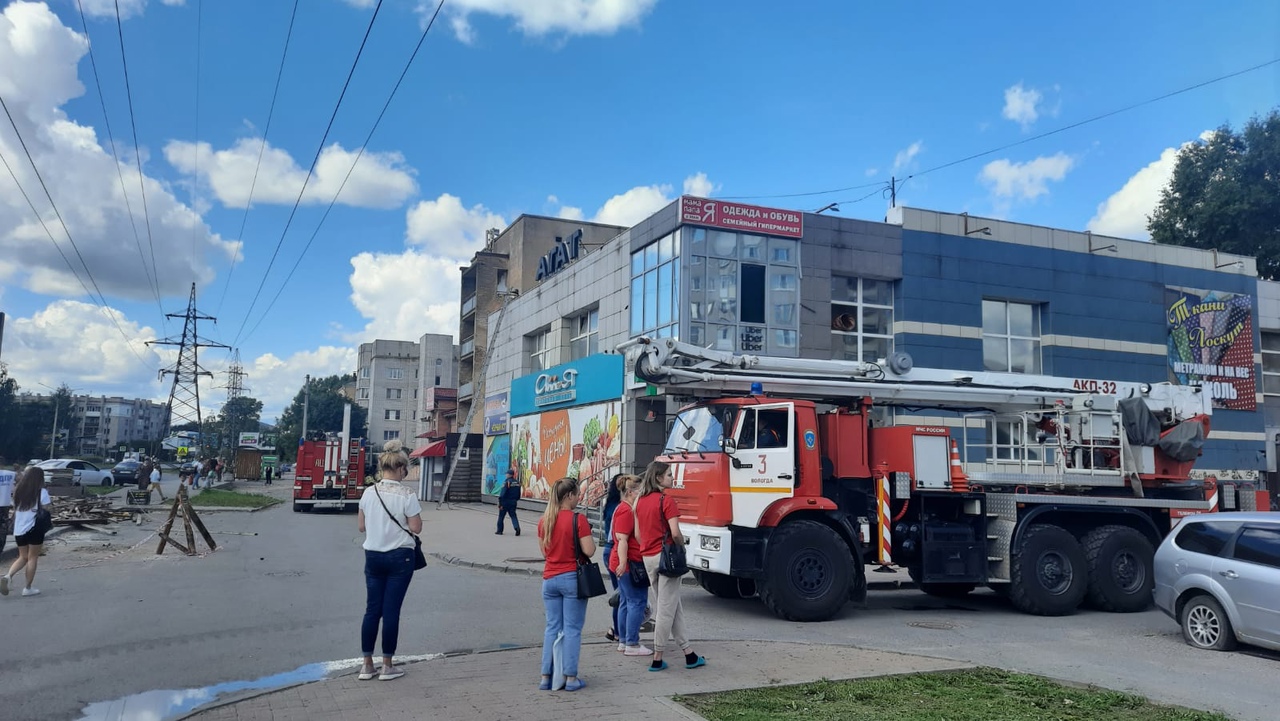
[509,401,622,505]
[1166,288,1256,410]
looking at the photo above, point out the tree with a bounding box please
[1149,110,1280,279]
[217,396,264,451]
[275,375,366,462]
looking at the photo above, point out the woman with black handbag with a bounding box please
[1,466,52,598]
[635,461,705,672]
[537,477,594,692]
[610,475,651,657]
[356,440,423,681]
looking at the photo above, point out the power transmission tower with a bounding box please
[222,349,251,465]
[147,283,228,459]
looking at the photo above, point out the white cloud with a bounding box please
[404,193,505,260]
[682,172,715,197]
[1087,131,1213,240]
[434,0,659,43]
[78,0,183,19]
[551,172,713,227]
[348,249,460,343]
[892,141,923,173]
[1002,82,1048,130]
[341,0,377,7]
[979,152,1075,202]
[245,345,359,420]
[0,2,237,300]
[864,167,879,177]
[164,139,417,210]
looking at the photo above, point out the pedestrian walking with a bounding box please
[537,477,593,692]
[148,463,166,501]
[610,474,651,656]
[636,461,704,672]
[264,464,274,485]
[1,466,52,598]
[192,458,203,489]
[496,469,521,535]
[601,473,625,644]
[0,468,14,558]
[357,440,422,682]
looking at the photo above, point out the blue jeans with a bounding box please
[617,564,647,646]
[602,542,619,635]
[497,506,520,533]
[362,548,415,656]
[541,571,587,677]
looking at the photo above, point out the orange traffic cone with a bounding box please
[949,439,969,492]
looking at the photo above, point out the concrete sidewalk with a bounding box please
[189,640,970,721]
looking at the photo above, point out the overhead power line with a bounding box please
[74,0,165,325]
[114,0,162,306]
[239,0,448,345]
[214,0,302,319]
[230,0,387,349]
[723,56,1280,203]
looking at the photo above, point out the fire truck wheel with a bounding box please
[694,571,757,599]
[1009,523,1087,616]
[907,566,976,598]
[758,520,852,622]
[1082,525,1154,613]
[293,502,309,513]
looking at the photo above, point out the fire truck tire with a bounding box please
[758,520,852,622]
[907,566,976,597]
[694,571,757,599]
[1009,523,1087,616]
[1082,525,1154,613]
[292,502,308,513]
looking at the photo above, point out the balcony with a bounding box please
[458,382,473,400]
[461,295,477,317]
[460,337,475,358]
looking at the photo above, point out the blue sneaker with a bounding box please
[564,678,586,692]
[538,678,551,691]
[686,656,706,669]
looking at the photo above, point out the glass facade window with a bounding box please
[630,232,681,339]
[386,368,404,380]
[385,409,401,421]
[570,309,600,360]
[528,328,554,372]
[831,276,894,363]
[1262,332,1280,395]
[983,299,1042,373]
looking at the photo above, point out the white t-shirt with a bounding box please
[150,468,160,483]
[360,481,422,552]
[0,470,14,507]
[13,488,52,536]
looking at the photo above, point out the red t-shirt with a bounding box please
[538,510,591,580]
[634,492,679,557]
[608,503,643,570]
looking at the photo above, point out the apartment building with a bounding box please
[356,340,421,446]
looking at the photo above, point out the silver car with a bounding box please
[1153,512,1280,652]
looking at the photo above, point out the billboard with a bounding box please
[238,432,277,450]
[508,400,621,508]
[1166,289,1256,410]
[679,195,804,239]
[510,354,624,416]
[484,392,509,436]
[482,434,511,496]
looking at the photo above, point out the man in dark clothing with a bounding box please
[496,469,521,536]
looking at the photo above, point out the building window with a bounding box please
[358,388,370,400]
[528,328,554,372]
[360,367,369,378]
[386,388,402,400]
[1262,333,1280,395]
[385,409,401,421]
[383,430,400,441]
[630,231,680,339]
[831,277,894,363]
[570,309,599,360]
[387,367,404,380]
[983,299,1041,373]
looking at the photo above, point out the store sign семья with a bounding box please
[679,196,803,239]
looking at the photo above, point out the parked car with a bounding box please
[1153,512,1280,653]
[35,459,115,487]
[280,463,293,474]
[111,459,143,485]
[180,461,196,476]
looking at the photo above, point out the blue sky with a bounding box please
[1,0,1278,419]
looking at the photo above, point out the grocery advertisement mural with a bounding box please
[1166,288,1256,410]
[509,402,622,508]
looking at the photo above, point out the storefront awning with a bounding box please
[410,439,447,458]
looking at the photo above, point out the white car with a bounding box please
[35,459,115,487]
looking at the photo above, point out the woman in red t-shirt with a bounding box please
[635,461,705,672]
[609,475,650,655]
[536,477,595,692]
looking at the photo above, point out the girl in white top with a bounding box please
[2,466,52,597]
[356,440,422,681]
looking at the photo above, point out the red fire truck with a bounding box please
[292,434,367,513]
[623,336,1271,622]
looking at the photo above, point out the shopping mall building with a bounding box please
[460,197,1278,507]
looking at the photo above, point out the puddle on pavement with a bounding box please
[78,653,443,721]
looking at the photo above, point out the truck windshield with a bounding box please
[666,404,737,453]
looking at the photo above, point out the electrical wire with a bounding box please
[213,0,301,320]
[230,0,386,349]
[238,0,448,345]
[114,0,161,307]
[74,0,165,326]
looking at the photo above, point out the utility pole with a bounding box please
[301,374,311,440]
[49,400,58,459]
[147,283,228,462]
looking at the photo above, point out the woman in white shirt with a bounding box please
[2,466,52,597]
[356,440,422,681]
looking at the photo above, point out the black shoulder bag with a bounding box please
[372,484,427,571]
[32,496,54,536]
[656,492,689,577]
[573,512,607,598]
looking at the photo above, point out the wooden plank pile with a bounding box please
[48,496,136,526]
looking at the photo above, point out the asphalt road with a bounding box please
[0,487,1275,721]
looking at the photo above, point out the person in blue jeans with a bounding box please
[496,469,521,535]
[600,473,624,644]
[537,477,595,692]
[610,475,650,655]
[356,440,423,682]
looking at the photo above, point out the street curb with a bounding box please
[428,552,911,591]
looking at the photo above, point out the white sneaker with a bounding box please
[0,575,9,596]
[21,587,40,597]
[624,644,653,656]
[616,642,626,652]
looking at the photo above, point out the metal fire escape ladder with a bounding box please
[437,291,517,507]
